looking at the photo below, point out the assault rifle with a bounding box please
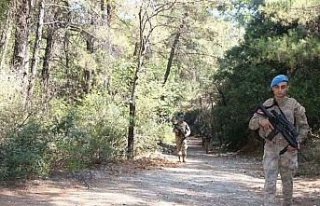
[173,123,187,143]
[257,104,304,157]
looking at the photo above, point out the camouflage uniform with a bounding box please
[173,121,191,162]
[249,97,309,206]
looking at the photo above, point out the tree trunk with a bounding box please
[64,30,71,99]
[0,8,13,70]
[83,69,93,94]
[41,0,60,99]
[127,61,142,159]
[101,0,112,26]
[127,7,145,159]
[13,0,32,101]
[127,56,141,158]
[127,102,135,159]
[83,17,96,94]
[163,17,185,85]
[127,1,176,158]
[42,28,53,96]
[101,0,105,20]
[26,0,44,106]
[163,30,181,85]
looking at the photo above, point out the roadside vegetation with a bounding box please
[0,0,319,181]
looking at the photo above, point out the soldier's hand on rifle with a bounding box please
[259,119,274,130]
[287,143,300,152]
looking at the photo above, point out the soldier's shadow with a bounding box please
[157,140,176,155]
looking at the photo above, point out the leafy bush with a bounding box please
[0,122,52,179]
[46,93,128,170]
[297,138,320,176]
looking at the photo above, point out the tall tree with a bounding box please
[12,0,32,102]
[162,17,185,85]
[26,0,45,106]
[0,1,13,70]
[211,0,320,151]
[101,0,113,26]
[127,0,179,158]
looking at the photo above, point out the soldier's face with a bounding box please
[272,82,289,98]
[177,118,184,123]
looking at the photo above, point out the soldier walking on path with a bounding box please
[173,113,191,163]
[249,74,310,206]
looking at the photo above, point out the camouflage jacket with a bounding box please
[173,121,191,138]
[249,97,310,144]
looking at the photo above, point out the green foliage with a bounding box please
[0,0,10,22]
[0,122,51,179]
[133,71,178,153]
[211,6,320,154]
[0,90,129,179]
[46,93,128,169]
[76,92,128,160]
[297,139,320,176]
[2,0,319,178]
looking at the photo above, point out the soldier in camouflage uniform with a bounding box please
[249,74,309,206]
[173,113,191,163]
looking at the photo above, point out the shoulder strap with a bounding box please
[264,98,276,109]
[273,99,286,116]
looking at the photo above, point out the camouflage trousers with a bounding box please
[175,136,187,157]
[263,141,298,206]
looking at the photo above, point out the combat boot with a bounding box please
[182,155,186,163]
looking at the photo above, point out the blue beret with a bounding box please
[270,74,289,88]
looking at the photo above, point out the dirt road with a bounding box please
[0,137,319,206]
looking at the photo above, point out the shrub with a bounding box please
[0,122,52,179]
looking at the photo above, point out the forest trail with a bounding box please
[0,137,319,206]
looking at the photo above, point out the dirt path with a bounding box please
[0,137,319,206]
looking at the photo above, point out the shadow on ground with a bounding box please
[0,137,318,206]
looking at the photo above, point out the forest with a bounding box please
[0,0,319,180]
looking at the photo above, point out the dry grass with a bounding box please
[111,156,180,171]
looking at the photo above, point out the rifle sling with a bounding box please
[273,99,287,118]
[266,128,279,140]
[279,145,288,155]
